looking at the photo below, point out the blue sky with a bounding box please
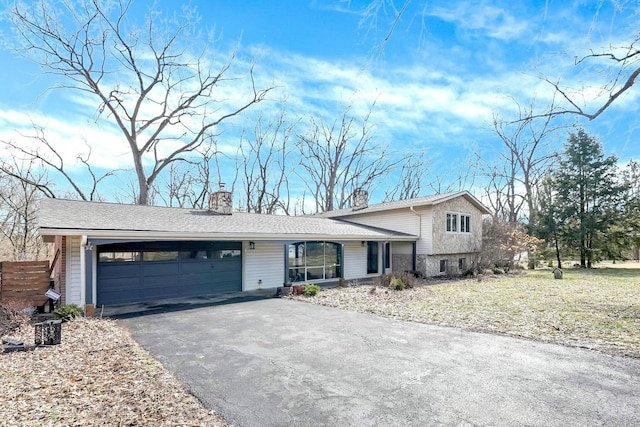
[0,0,638,203]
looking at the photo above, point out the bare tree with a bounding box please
[150,145,217,208]
[0,160,49,261]
[9,0,271,205]
[235,107,295,214]
[383,150,430,201]
[487,98,562,223]
[536,42,640,121]
[0,125,116,201]
[295,102,405,213]
[427,154,478,195]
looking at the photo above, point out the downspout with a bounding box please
[409,207,422,271]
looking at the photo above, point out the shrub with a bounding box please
[303,284,321,297]
[53,304,84,322]
[375,274,392,288]
[399,272,415,289]
[389,277,405,291]
[492,268,504,275]
[0,300,33,336]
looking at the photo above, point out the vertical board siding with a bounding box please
[67,236,82,305]
[244,242,284,291]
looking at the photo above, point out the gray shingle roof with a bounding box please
[315,191,491,218]
[37,198,416,241]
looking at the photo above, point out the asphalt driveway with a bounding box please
[120,298,640,427]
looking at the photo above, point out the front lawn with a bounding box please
[293,267,640,358]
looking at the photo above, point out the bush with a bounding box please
[389,277,405,291]
[399,272,415,289]
[375,274,392,288]
[53,304,84,322]
[492,268,505,275]
[0,300,33,336]
[303,284,321,297]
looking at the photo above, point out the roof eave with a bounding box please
[37,228,418,242]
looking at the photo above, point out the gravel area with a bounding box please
[1,317,231,426]
[289,269,640,358]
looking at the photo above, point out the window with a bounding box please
[143,251,179,262]
[99,251,140,262]
[460,215,471,233]
[367,241,379,274]
[439,259,447,273]
[384,242,391,269]
[459,258,466,270]
[447,212,471,233]
[446,213,458,232]
[288,241,342,283]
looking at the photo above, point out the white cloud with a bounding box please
[429,3,529,41]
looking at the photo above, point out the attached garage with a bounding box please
[97,241,242,306]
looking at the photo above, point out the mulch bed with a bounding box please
[1,314,231,426]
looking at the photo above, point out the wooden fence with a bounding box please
[0,261,51,307]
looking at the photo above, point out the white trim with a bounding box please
[445,211,472,234]
[65,236,71,304]
[79,235,87,308]
[92,249,97,306]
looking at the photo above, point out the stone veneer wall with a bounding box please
[423,253,477,277]
[431,197,483,255]
[391,254,413,273]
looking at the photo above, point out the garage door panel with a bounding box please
[98,276,141,291]
[99,263,141,278]
[212,259,241,272]
[99,289,143,306]
[143,262,180,277]
[97,241,243,306]
[179,262,214,273]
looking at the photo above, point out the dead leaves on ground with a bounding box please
[1,318,231,427]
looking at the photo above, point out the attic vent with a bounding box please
[352,188,368,211]
[209,183,233,215]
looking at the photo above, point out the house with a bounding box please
[37,189,490,310]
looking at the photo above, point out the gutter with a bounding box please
[38,228,419,242]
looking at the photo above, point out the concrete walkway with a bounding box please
[120,298,640,427]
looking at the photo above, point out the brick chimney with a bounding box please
[209,183,233,215]
[352,188,369,211]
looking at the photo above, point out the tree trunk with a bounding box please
[554,233,562,269]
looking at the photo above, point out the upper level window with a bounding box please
[447,212,471,233]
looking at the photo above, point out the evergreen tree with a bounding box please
[553,129,625,268]
[532,174,563,268]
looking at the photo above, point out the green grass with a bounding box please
[415,268,640,356]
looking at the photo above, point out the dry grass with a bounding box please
[292,267,640,358]
[1,317,231,427]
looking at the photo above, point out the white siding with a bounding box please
[243,242,285,291]
[393,241,413,255]
[419,208,433,255]
[343,241,367,279]
[66,235,82,305]
[343,209,420,235]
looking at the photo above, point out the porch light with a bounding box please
[249,241,256,250]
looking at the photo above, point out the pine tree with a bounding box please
[553,129,625,268]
